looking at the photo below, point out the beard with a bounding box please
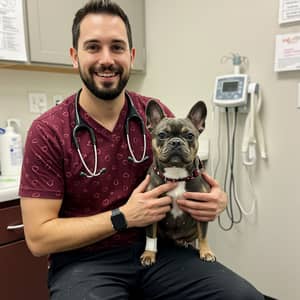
[78,62,130,101]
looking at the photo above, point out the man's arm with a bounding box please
[21,197,114,256]
[21,175,175,257]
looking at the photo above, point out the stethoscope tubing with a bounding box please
[73,89,148,177]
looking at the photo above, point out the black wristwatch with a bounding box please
[111,208,127,232]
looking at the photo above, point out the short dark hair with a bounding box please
[72,0,133,50]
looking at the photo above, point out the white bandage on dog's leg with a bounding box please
[145,237,158,252]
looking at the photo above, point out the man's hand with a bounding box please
[177,172,227,222]
[121,175,176,228]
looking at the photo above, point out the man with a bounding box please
[20,1,263,299]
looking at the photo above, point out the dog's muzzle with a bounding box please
[169,137,183,149]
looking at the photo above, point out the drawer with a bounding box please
[0,205,24,245]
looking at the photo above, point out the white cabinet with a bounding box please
[26,0,85,66]
[26,0,145,72]
[115,0,146,72]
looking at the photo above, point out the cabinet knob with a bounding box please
[6,224,24,230]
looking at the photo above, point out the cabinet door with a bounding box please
[26,0,85,65]
[26,0,146,71]
[0,240,49,300]
[115,0,146,72]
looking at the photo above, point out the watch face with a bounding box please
[111,209,127,231]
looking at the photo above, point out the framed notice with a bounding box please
[274,33,300,72]
[279,0,300,24]
[0,0,27,61]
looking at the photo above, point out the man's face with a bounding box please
[71,13,135,100]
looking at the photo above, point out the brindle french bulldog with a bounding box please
[140,100,216,266]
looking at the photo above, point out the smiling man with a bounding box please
[70,11,135,131]
[19,1,264,300]
[71,13,133,101]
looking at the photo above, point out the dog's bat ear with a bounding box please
[187,101,207,133]
[145,100,165,132]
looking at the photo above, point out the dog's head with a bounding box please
[146,100,207,169]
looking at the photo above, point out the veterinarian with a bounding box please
[19,1,264,299]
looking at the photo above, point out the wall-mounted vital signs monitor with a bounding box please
[213,74,248,107]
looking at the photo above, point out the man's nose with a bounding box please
[99,47,114,65]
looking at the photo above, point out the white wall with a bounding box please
[0,0,299,299]
[0,69,80,137]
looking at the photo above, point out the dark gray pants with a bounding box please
[48,241,264,300]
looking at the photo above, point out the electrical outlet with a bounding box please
[28,93,48,113]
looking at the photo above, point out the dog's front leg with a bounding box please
[140,223,158,266]
[197,222,216,262]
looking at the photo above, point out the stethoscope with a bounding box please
[73,89,149,178]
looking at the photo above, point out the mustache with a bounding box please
[93,64,123,74]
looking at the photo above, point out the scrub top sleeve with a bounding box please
[19,120,64,199]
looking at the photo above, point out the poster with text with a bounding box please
[279,0,300,24]
[274,32,300,72]
[0,0,27,61]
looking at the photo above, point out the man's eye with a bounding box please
[112,44,125,52]
[86,44,99,52]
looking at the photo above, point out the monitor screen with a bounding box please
[222,81,238,92]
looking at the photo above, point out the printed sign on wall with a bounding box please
[0,0,27,61]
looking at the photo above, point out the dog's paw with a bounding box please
[140,250,156,266]
[176,240,190,248]
[200,250,216,262]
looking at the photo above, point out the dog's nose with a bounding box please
[170,138,182,148]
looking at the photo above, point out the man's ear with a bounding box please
[130,47,136,69]
[70,47,78,69]
[187,101,207,133]
[145,100,165,132]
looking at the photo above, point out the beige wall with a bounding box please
[0,0,299,299]
[139,1,299,299]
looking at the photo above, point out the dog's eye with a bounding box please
[158,132,167,140]
[186,132,194,141]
